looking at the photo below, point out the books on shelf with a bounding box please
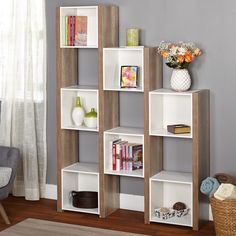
[167,124,191,134]
[63,16,88,46]
[110,139,143,172]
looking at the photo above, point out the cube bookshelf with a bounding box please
[61,86,99,132]
[60,6,98,48]
[103,47,144,92]
[104,127,144,178]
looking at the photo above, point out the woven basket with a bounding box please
[210,197,236,236]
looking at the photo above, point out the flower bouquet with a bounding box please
[157,41,202,69]
[157,41,202,92]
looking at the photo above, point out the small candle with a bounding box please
[126,28,139,46]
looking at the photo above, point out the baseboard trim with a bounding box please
[45,184,213,220]
[120,193,144,211]
[45,184,57,200]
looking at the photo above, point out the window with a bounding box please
[0,1,45,102]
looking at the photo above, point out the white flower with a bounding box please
[170,47,178,55]
[178,47,186,55]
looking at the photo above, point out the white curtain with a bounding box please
[0,0,47,200]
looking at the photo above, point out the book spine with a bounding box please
[70,16,74,46]
[112,143,116,171]
[72,16,75,46]
[116,143,120,171]
[129,145,133,171]
[64,16,68,46]
[67,16,70,46]
[120,144,123,170]
[125,144,129,170]
[123,144,126,170]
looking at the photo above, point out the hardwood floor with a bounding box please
[0,196,215,236]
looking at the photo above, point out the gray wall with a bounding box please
[46,0,236,195]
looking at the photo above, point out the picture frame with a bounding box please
[120,66,139,88]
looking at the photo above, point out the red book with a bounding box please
[119,141,128,170]
[112,139,121,171]
[112,144,116,171]
[69,16,74,46]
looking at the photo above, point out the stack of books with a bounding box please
[63,16,88,46]
[110,139,143,172]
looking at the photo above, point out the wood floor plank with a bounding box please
[0,196,215,236]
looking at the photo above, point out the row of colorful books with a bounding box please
[110,139,143,172]
[63,16,88,46]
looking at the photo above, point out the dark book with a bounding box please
[167,124,191,134]
[129,144,143,170]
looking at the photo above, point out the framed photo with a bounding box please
[120,66,138,88]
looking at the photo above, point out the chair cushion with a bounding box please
[0,167,12,188]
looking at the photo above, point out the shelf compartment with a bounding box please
[62,162,99,215]
[149,89,194,138]
[60,6,98,48]
[150,170,192,227]
[103,47,144,92]
[61,86,99,131]
[104,126,144,178]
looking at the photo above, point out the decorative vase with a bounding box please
[170,69,191,92]
[72,97,85,126]
[126,28,139,46]
[84,108,97,128]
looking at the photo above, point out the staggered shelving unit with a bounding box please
[56,4,209,231]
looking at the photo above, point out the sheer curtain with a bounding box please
[0,0,47,200]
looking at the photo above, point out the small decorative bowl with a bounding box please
[154,208,175,220]
[84,117,97,128]
[84,108,97,128]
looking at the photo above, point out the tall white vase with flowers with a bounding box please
[157,41,202,92]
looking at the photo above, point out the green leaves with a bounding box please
[166,62,189,69]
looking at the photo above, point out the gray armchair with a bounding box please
[0,146,20,224]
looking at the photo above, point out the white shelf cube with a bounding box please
[61,86,99,132]
[62,162,99,214]
[104,126,144,178]
[149,89,194,138]
[103,47,144,92]
[150,171,193,227]
[60,6,98,48]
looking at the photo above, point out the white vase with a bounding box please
[72,97,84,126]
[170,69,191,92]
